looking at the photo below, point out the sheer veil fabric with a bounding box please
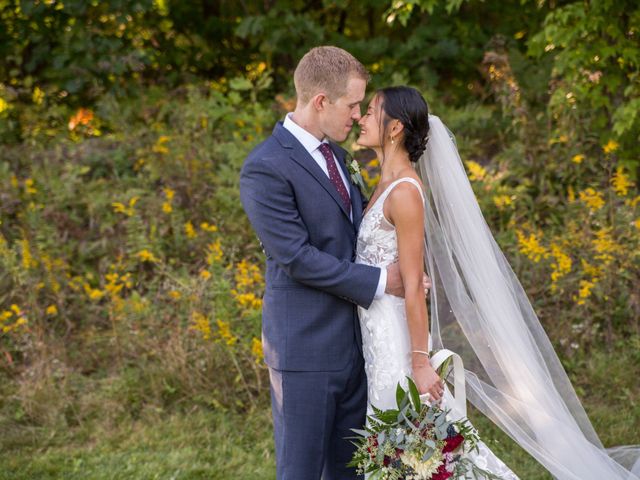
[417,115,640,479]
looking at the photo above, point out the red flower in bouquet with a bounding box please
[443,433,464,453]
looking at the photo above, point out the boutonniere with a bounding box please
[345,153,367,193]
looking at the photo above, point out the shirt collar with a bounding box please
[283,113,329,155]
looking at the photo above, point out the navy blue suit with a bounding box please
[240,122,380,479]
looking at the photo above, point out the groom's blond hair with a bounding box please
[294,46,369,105]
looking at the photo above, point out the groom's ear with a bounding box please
[312,93,328,112]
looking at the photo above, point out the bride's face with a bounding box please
[356,94,384,148]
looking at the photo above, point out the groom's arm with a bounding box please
[240,155,381,309]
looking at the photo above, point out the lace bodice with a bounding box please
[356,177,424,268]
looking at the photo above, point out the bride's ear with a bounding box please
[390,119,404,140]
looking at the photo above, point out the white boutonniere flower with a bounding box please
[346,154,366,192]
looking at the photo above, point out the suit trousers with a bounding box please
[268,345,367,480]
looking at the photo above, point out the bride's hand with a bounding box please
[412,362,444,402]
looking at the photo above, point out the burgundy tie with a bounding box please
[318,143,351,212]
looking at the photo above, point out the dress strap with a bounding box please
[380,177,426,204]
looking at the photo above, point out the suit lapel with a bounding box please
[274,123,354,223]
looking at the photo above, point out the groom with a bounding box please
[240,46,406,479]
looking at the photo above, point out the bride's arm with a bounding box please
[386,183,443,401]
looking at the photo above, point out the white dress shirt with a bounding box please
[282,113,387,299]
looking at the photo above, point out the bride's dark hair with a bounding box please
[377,86,429,163]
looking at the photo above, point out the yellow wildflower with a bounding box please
[549,243,572,292]
[592,228,616,265]
[184,221,197,238]
[189,311,211,340]
[251,337,264,363]
[567,186,575,203]
[216,319,237,346]
[571,154,585,164]
[635,219,640,230]
[136,249,159,263]
[83,283,104,301]
[581,259,601,278]
[0,97,9,114]
[46,305,58,315]
[153,135,170,154]
[206,239,223,264]
[162,202,172,213]
[200,222,218,232]
[24,178,37,195]
[575,279,597,305]
[516,230,548,263]
[611,167,634,197]
[168,290,182,300]
[465,161,487,182]
[602,140,619,154]
[493,194,513,209]
[163,187,175,201]
[32,86,45,105]
[112,196,138,216]
[199,270,212,280]
[20,238,38,269]
[578,188,604,212]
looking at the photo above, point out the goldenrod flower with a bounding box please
[602,140,619,154]
[216,319,237,346]
[611,167,634,197]
[184,221,197,239]
[578,188,604,212]
[136,249,159,263]
[493,194,513,209]
[24,178,37,195]
[200,222,218,232]
[516,230,548,263]
[206,239,223,264]
[190,311,211,340]
[112,197,139,216]
[153,135,170,154]
[251,337,264,363]
[465,160,487,182]
[575,279,597,305]
[549,243,572,292]
[83,283,104,301]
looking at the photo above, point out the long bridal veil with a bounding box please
[417,114,640,480]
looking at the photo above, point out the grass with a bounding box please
[0,407,276,480]
[1,339,637,479]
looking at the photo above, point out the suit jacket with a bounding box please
[240,121,381,371]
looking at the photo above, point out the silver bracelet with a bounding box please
[411,350,430,357]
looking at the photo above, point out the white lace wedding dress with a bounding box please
[356,177,519,479]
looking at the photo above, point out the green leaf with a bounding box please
[407,377,421,411]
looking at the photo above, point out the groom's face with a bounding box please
[319,76,366,142]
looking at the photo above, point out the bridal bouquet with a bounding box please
[348,378,501,480]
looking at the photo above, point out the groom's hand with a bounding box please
[385,262,432,298]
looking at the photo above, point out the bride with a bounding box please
[354,86,640,479]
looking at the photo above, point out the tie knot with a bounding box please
[318,142,333,158]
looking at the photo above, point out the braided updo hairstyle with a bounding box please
[377,86,429,163]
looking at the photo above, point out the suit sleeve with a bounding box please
[240,155,380,309]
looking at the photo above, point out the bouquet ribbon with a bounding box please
[420,349,467,418]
